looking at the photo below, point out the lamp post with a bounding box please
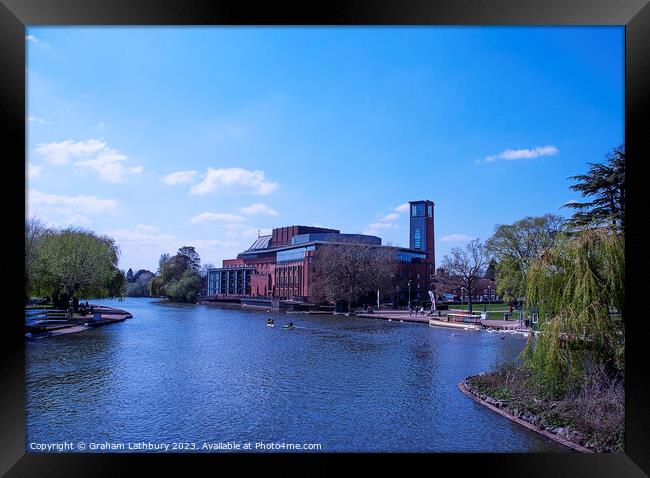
[396,285,399,308]
[408,280,412,311]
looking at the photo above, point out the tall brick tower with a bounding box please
[409,199,435,277]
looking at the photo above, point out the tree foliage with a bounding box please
[163,269,203,303]
[126,270,154,297]
[176,246,201,274]
[523,228,624,398]
[310,244,398,310]
[27,225,126,308]
[563,145,625,233]
[25,217,48,298]
[485,214,565,301]
[133,269,154,285]
[439,239,490,312]
[149,247,202,303]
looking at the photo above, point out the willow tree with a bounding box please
[29,227,126,309]
[522,228,624,398]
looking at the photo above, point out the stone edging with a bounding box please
[458,381,593,453]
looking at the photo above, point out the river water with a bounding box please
[25,297,567,452]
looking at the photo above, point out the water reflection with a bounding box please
[26,297,567,452]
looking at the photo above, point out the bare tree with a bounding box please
[310,244,398,312]
[440,239,490,313]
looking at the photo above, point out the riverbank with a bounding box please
[459,380,592,453]
[462,364,624,453]
[25,306,133,340]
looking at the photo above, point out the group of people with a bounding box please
[66,300,95,319]
[266,318,294,329]
[408,305,426,316]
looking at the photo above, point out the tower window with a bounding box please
[414,227,421,249]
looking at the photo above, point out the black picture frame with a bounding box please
[1,0,648,475]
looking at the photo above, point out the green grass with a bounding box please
[453,303,508,312]
[452,303,528,321]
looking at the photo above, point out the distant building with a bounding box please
[435,266,499,302]
[206,200,436,304]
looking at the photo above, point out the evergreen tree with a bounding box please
[563,144,625,233]
[485,259,497,280]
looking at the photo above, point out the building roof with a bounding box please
[246,235,272,251]
[238,239,425,259]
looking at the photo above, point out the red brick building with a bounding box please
[206,200,436,304]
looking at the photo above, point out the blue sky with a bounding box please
[26,27,624,272]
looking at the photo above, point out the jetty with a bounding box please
[355,308,527,332]
[25,305,133,340]
[355,309,476,329]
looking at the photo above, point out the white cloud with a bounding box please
[163,170,198,185]
[107,226,237,249]
[74,148,143,183]
[27,116,52,125]
[135,224,160,234]
[26,35,38,43]
[35,139,143,183]
[240,203,278,216]
[189,212,246,224]
[378,212,399,222]
[28,164,43,179]
[105,227,177,246]
[224,223,271,240]
[190,168,278,195]
[66,214,92,226]
[363,222,399,235]
[189,238,241,249]
[395,203,410,213]
[36,139,106,165]
[27,189,119,226]
[368,222,399,230]
[439,234,476,242]
[483,145,559,163]
[103,224,247,271]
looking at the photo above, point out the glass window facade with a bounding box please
[206,268,253,295]
[411,203,425,217]
[413,227,421,249]
[276,245,315,263]
[410,216,426,251]
[397,251,427,263]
